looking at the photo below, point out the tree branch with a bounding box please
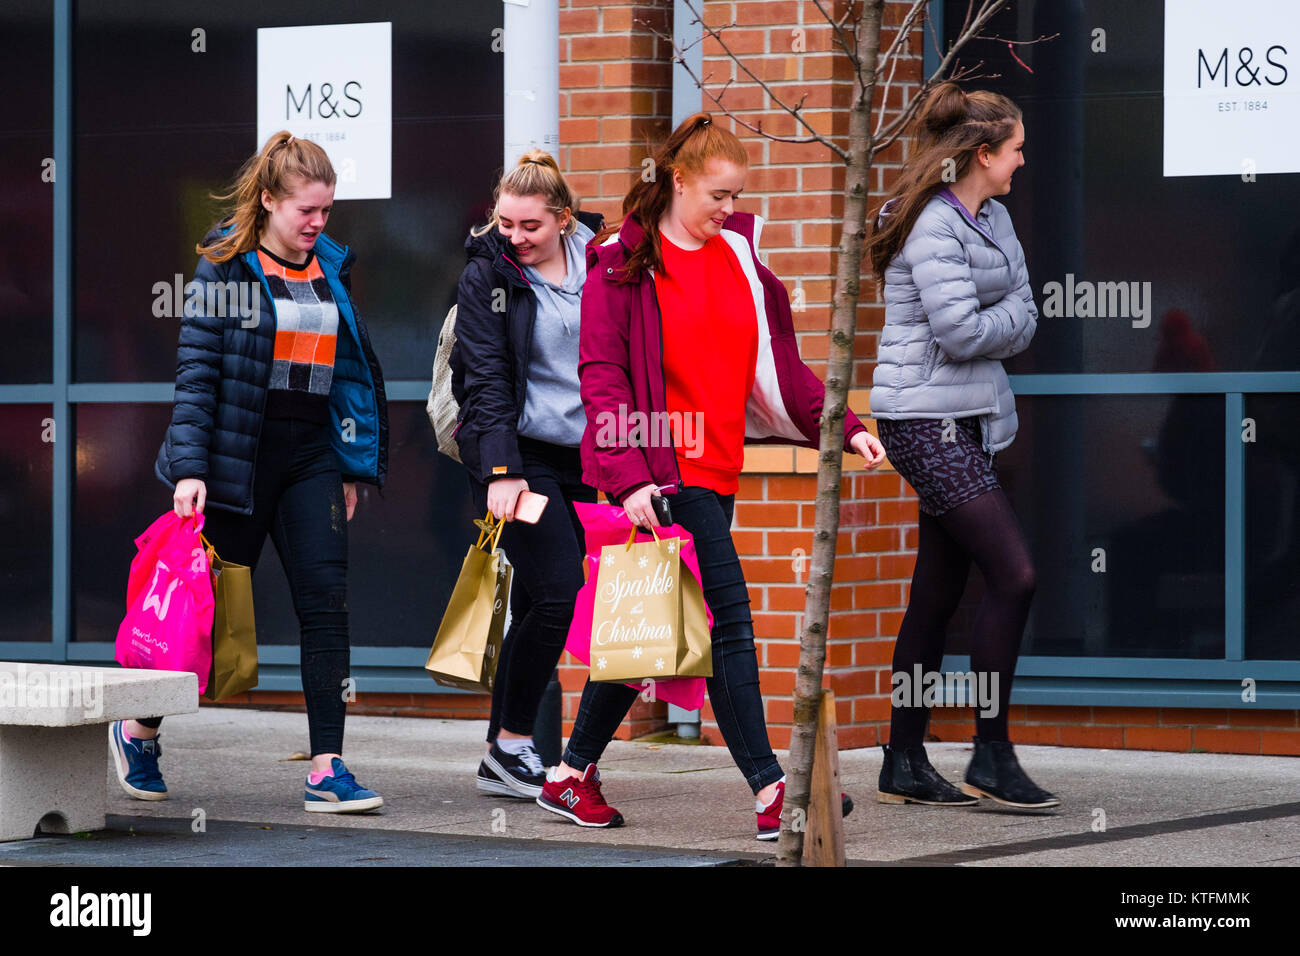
[657,0,849,160]
[873,0,1013,150]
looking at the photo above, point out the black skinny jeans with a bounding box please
[562,485,784,795]
[140,416,351,757]
[469,436,597,740]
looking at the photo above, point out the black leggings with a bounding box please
[469,436,597,740]
[138,417,351,757]
[888,487,1035,748]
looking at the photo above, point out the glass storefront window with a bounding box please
[945,0,1300,376]
[73,0,502,382]
[1245,394,1300,661]
[0,406,54,642]
[71,403,173,641]
[943,394,1226,659]
[0,2,53,384]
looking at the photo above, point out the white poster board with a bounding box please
[257,22,392,199]
[1164,1,1300,177]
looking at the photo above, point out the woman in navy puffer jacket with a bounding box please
[866,83,1058,811]
[110,132,388,815]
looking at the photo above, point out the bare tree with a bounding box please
[659,0,1036,864]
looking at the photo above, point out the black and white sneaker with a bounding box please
[480,740,546,799]
[476,759,517,797]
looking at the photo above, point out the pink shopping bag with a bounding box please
[565,501,712,709]
[114,511,215,694]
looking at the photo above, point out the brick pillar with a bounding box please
[556,0,675,741]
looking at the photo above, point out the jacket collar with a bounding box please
[613,210,758,256]
[936,188,1002,253]
[472,209,607,287]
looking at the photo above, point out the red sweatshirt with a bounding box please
[654,233,759,494]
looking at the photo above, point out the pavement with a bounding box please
[2,707,1299,866]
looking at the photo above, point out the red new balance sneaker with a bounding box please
[537,764,625,828]
[756,778,855,841]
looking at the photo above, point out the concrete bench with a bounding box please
[0,662,196,842]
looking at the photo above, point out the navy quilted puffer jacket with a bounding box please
[154,223,388,514]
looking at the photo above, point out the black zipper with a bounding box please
[499,249,532,431]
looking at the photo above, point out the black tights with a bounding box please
[888,488,1035,748]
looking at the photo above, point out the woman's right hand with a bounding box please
[487,477,529,521]
[174,478,207,518]
[622,483,661,529]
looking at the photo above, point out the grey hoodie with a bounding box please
[869,190,1037,453]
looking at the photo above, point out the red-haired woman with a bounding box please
[866,82,1057,810]
[110,131,388,813]
[534,113,887,840]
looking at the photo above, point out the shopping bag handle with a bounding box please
[473,511,507,553]
[199,532,221,563]
[624,525,661,550]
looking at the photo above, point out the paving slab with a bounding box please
[0,707,1291,866]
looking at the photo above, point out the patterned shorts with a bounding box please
[875,417,1000,517]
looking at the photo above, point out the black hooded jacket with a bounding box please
[450,210,603,483]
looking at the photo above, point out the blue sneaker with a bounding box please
[304,757,384,813]
[108,720,168,801]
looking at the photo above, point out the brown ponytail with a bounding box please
[197,131,337,264]
[608,112,749,280]
[865,82,1021,280]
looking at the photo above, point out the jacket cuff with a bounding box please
[842,413,868,452]
[477,430,525,485]
[611,476,656,503]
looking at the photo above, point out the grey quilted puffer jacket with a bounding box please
[869,190,1037,453]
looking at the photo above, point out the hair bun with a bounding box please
[917,82,968,142]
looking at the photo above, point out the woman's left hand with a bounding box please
[343,482,358,521]
[850,431,887,469]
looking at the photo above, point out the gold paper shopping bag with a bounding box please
[200,535,258,702]
[425,514,512,693]
[589,528,711,683]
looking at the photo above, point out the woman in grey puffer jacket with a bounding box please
[865,82,1058,811]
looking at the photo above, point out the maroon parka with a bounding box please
[578,211,867,501]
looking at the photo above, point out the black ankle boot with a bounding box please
[877,744,978,806]
[961,737,1060,809]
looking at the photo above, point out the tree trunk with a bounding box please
[777,0,885,866]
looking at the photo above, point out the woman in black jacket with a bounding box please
[109,131,389,814]
[451,151,603,798]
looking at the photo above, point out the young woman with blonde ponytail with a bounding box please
[110,131,389,813]
[866,82,1058,810]
[450,151,606,799]
[535,113,886,838]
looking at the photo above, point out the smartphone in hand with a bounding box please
[514,490,549,524]
[651,493,673,528]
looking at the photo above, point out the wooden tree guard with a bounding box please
[801,688,846,867]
